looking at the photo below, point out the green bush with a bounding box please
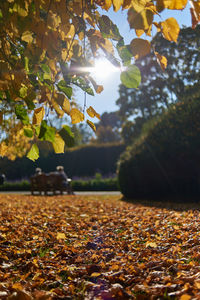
[0,180,30,191]
[118,98,200,200]
[0,177,119,192]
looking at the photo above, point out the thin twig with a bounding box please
[82,0,87,114]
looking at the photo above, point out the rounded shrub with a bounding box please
[118,98,200,199]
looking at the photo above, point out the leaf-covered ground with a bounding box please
[0,194,200,299]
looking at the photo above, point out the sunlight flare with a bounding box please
[90,58,120,80]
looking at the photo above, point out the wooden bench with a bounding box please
[30,173,74,195]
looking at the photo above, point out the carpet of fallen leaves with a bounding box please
[0,194,200,300]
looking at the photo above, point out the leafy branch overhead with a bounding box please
[0,0,199,160]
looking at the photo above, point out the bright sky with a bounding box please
[76,5,192,116]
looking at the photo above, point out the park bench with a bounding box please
[30,172,73,195]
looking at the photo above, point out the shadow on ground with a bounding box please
[121,195,200,212]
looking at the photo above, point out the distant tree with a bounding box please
[117,25,200,144]
[72,123,93,145]
[121,117,146,145]
[96,112,122,130]
[91,125,119,144]
[153,25,200,102]
[92,111,122,144]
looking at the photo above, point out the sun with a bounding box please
[90,58,120,80]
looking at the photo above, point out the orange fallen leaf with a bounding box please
[180,295,192,300]
[146,241,157,248]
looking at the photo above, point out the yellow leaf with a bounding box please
[83,12,96,27]
[154,51,167,70]
[55,94,70,114]
[33,258,39,267]
[112,0,124,12]
[13,4,28,17]
[157,0,187,10]
[56,232,66,240]
[96,85,104,94]
[61,49,68,61]
[100,39,114,55]
[168,0,187,9]
[26,144,39,162]
[33,235,39,239]
[146,241,157,248]
[21,31,33,44]
[86,106,101,120]
[87,120,96,132]
[73,241,82,248]
[161,17,180,42]
[145,1,158,14]
[111,264,119,271]
[51,99,64,117]
[131,0,152,12]
[32,107,45,125]
[49,60,57,74]
[194,280,200,289]
[49,13,61,29]
[12,282,23,290]
[173,225,179,230]
[70,108,84,124]
[32,272,42,281]
[62,99,70,114]
[135,29,145,37]
[130,38,151,59]
[60,24,75,40]
[52,133,65,153]
[0,112,3,125]
[180,295,191,300]
[91,272,101,277]
[101,0,112,10]
[78,31,84,40]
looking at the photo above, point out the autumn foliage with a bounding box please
[0,194,200,299]
[0,0,200,160]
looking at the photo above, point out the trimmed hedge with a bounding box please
[0,180,30,191]
[118,98,200,200]
[72,177,119,191]
[0,177,119,192]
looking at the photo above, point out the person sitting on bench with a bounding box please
[56,166,68,188]
[35,168,42,175]
[56,166,74,194]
